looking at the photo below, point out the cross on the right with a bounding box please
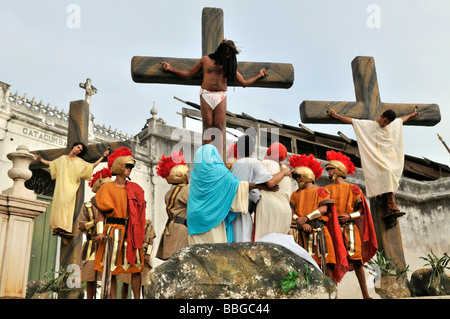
[299,56,441,126]
[300,56,441,271]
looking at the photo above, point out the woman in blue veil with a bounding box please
[186,144,247,242]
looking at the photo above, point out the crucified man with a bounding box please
[329,108,418,218]
[162,39,267,154]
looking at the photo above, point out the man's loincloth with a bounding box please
[199,88,226,110]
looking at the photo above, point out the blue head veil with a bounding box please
[186,144,240,236]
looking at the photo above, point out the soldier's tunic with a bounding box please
[93,182,145,275]
[78,201,101,282]
[156,184,189,260]
[290,187,336,265]
[117,220,156,285]
[290,186,348,282]
[325,183,377,270]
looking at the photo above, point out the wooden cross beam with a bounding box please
[300,56,441,126]
[131,7,293,159]
[30,81,134,270]
[131,7,294,89]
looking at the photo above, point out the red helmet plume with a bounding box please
[156,150,186,179]
[326,150,356,175]
[108,147,133,169]
[89,167,112,188]
[289,154,323,180]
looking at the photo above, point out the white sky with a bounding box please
[1,1,449,166]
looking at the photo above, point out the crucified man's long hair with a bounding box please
[208,39,239,85]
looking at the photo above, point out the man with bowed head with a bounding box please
[253,142,293,241]
[162,39,267,155]
[231,135,291,242]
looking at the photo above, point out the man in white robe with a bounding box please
[328,108,418,217]
[231,135,291,242]
[253,143,292,241]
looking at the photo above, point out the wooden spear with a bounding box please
[437,134,450,154]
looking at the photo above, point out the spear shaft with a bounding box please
[437,134,450,154]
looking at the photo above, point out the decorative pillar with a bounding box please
[0,81,11,110]
[0,145,49,298]
[0,81,11,141]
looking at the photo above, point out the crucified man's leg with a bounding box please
[386,192,399,211]
[385,192,405,217]
[212,97,227,158]
[200,96,214,145]
[200,96,226,158]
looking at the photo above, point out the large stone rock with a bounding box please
[410,268,450,297]
[143,242,336,299]
[374,276,411,299]
[26,280,44,299]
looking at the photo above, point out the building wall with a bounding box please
[397,177,450,270]
[1,80,448,298]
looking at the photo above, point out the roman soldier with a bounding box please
[289,153,348,283]
[92,147,146,299]
[155,150,190,260]
[78,167,112,299]
[325,150,378,298]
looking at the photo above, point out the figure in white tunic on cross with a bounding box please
[329,108,418,218]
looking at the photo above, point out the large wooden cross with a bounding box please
[300,56,441,125]
[300,56,441,269]
[30,79,134,271]
[131,7,294,157]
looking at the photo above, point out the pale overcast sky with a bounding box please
[1,1,449,165]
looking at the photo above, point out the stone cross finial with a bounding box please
[79,78,98,104]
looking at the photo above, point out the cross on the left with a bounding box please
[30,78,134,269]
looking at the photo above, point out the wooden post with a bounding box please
[371,195,406,269]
